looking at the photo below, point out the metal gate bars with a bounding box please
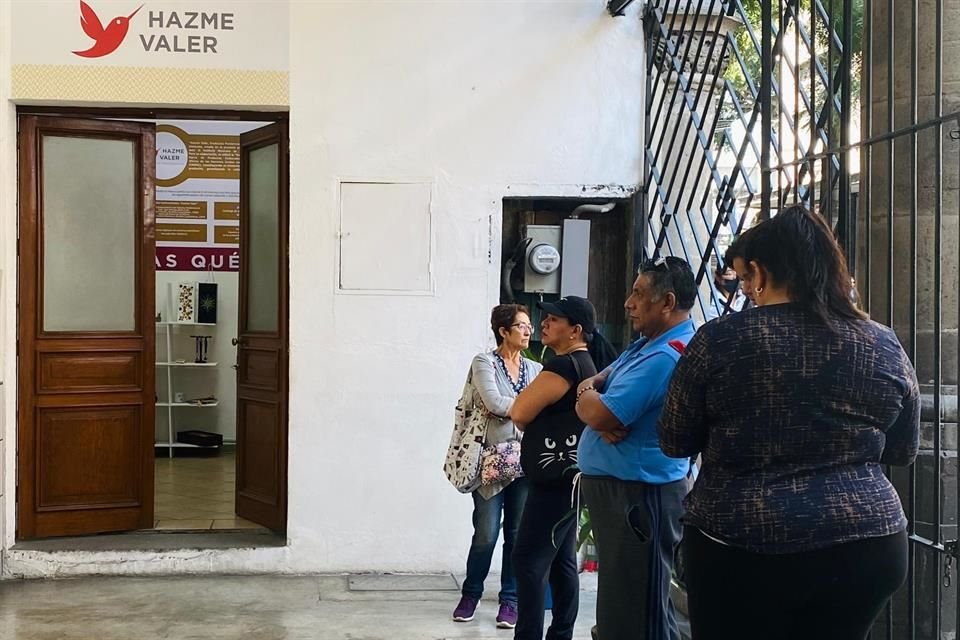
[638,1,960,637]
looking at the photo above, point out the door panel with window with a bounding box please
[235,122,289,531]
[17,116,156,539]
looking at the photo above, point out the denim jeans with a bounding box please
[461,478,529,604]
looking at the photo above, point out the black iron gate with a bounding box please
[637,0,960,637]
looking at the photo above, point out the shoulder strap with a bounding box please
[569,352,584,382]
[458,363,475,405]
[667,340,686,356]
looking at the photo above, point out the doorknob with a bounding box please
[232,337,243,346]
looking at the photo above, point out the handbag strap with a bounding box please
[569,352,584,382]
[459,367,476,409]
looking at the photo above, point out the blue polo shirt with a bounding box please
[577,319,696,484]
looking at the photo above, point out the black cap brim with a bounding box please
[537,301,567,318]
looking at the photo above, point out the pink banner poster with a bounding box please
[157,247,240,272]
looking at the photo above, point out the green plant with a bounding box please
[577,506,595,552]
[522,345,550,363]
[548,504,596,552]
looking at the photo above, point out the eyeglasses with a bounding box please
[511,323,534,332]
[642,256,670,271]
[639,256,676,279]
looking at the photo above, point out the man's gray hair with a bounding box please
[637,256,698,311]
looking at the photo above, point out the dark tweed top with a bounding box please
[658,303,920,554]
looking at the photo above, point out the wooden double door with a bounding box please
[16,115,289,539]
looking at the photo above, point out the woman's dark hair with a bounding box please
[724,224,758,268]
[491,304,530,345]
[728,205,865,326]
[586,331,619,371]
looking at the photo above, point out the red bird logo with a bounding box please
[72,1,143,58]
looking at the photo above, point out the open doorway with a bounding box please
[15,110,289,541]
[153,118,270,533]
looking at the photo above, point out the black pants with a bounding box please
[581,475,687,640]
[513,484,579,640]
[683,526,908,640]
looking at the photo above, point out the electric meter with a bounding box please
[528,243,561,275]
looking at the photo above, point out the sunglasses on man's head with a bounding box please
[641,256,677,273]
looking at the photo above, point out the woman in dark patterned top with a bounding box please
[658,206,920,640]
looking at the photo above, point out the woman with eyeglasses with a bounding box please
[453,304,542,629]
[659,206,920,639]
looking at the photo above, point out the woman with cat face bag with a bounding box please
[509,296,618,640]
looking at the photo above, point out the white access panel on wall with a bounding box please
[338,181,433,294]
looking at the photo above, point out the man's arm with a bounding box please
[576,387,628,444]
[577,364,613,395]
[574,362,616,425]
[576,389,622,432]
[578,354,677,444]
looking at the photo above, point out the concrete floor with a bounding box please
[0,573,599,639]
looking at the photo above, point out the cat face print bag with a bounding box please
[520,354,589,488]
[520,420,582,488]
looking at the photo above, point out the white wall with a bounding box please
[0,0,12,573]
[284,0,645,572]
[0,0,646,576]
[156,271,239,442]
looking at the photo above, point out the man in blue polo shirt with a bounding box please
[575,256,697,640]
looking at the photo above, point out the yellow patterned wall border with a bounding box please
[12,65,288,107]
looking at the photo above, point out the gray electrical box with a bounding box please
[524,225,562,294]
[561,219,591,298]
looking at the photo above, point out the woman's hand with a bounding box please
[482,406,509,421]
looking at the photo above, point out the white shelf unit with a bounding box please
[157,362,219,367]
[155,322,221,457]
[157,401,221,408]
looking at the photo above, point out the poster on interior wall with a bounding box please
[175,282,198,323]
[154,120,263,272]
[197,283,219,324]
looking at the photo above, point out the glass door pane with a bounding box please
[246,143,280,333]
[42,135,137,332]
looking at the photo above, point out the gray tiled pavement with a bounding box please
[0,573,600,639]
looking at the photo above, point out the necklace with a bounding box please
[494,351,527,395]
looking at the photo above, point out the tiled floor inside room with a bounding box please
[154,448,267,531]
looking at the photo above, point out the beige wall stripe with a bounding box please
[12,65,289,107]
